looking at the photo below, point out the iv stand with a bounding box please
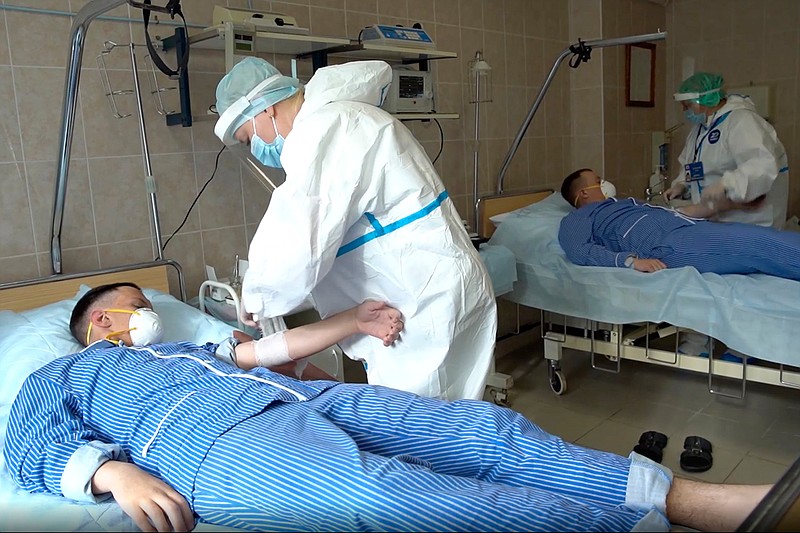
[98,41,166,258]
[495,31,667,194]
[470,51,492,231]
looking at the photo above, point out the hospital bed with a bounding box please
[481,190,800,399]
[0,264,245,532]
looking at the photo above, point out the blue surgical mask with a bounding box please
[250,115,285,168]
[684,108,707,126]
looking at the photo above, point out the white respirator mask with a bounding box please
[128,308,165,346]
[87,307,165,347]
[600,179,617,199]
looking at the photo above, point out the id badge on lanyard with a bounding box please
[685,111,731,194]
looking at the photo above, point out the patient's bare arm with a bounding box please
[234,301,404,370]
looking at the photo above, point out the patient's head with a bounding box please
[561,169,611,208]
[70,283,160,347]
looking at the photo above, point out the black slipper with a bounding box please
[680,436,713,473]
[633,430,668,463]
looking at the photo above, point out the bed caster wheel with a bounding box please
[489,387,509,406]
[548,369,567,396]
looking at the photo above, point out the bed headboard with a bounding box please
[477,189,554,238]
[0,265,170,313]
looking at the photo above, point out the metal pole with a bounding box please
[129,44,166,258]
[472,58,481,231]
[495,31,667,194]
[51,0,128,274]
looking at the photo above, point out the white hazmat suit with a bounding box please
[673,94,789,228]
[242,61,497,401]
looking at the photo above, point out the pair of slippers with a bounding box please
[633,431,713,473]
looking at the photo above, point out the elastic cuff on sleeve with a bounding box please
[720,172,744,201]
[625,451,673,518]
[61,441,127,503]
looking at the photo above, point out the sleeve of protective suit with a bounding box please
[558,210,632,268]
[242,107,377,318]
[719,111,782,202]
[4,373,124,502]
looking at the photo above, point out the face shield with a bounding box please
[214,57,301,146]
[225,143,286,194]
[674,72,725,107]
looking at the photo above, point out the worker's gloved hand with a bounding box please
[700,180,727,204]
[713,194,766,214]
[663,182,687,201]
[239,306,259,328]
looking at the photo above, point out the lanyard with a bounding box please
[693,110,732,162]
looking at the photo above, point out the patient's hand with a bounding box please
[356,300,404,346]
[633,258,667,273]
[92,461,193,532]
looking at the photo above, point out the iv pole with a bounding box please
[495,31,667,194]
[469,51,492,233]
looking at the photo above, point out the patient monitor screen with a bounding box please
[398,75,425,99]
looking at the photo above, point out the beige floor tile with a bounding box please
[725,456,791,485]
[766,405,800,436]
[747,430,800,466]
[611,400,698,436]
[574,419,654,458]
[671,413,768,455]
[701,395,782,432]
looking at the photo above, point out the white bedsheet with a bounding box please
[488,193,800,365]
[0,288,237,532]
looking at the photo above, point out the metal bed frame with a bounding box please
[536,311,800,399]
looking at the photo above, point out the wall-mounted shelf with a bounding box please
[299,41,457,66]
[394,113,460,121]
[162,23,461,127]
[189,22,350,72]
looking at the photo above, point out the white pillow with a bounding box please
[0,311,55,408]
[1,287,235,408]
[141,288,235,346]
[489,211,513,227]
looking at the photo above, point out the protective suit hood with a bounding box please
[296,61,392,119]
[703,94,756,125]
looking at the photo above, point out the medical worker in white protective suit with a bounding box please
[665,72,789,228]
[664,72,790,361]
[214,57,497,401]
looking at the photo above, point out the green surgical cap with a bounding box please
[214,57,301,144]
[675,72,725,107]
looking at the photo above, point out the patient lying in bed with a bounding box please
[559,169,800,279]
[5,283,772,532]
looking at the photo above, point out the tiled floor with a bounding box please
[493,341,800,485]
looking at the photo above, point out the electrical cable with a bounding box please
[160,145,225,254]
[432,118,444,165]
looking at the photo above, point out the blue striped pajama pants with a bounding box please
[657,220,800,278]
[192,384,670,532]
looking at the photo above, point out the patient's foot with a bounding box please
[356,300,404,346]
